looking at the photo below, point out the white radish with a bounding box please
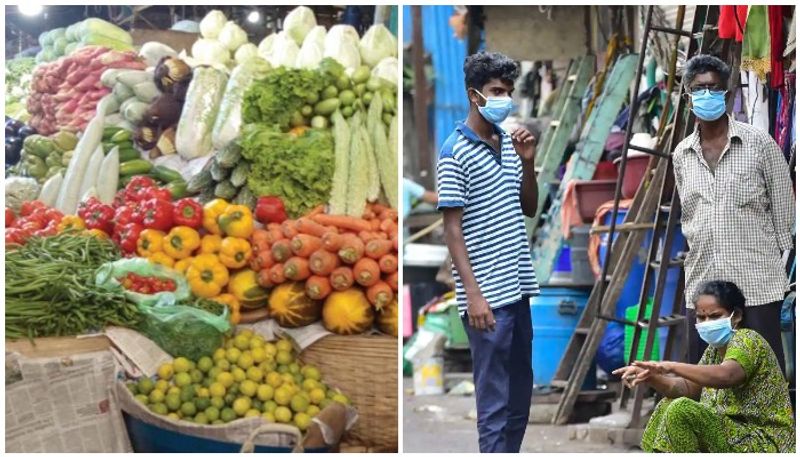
[57,112,105,214]
[97,146,120,205]
[38,172,64,207]
[79,145,105,200]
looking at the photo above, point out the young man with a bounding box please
[436,51,540,453]
[672,55,794,373]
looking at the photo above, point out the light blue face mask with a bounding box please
[690,88,727,121]
[695,315,734,348]
[473,89,514,124]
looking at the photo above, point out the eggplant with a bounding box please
[17,125,37,140]
[5,118,23,135]
[6,137,22,165]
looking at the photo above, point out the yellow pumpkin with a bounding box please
[228,269,268,309]
[268,282,322,328]
[377,298,398,337]
[322,288,375,335]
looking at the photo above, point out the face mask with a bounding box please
[690,89,727,121]
[695,315,734,348]
[473,89,513,124]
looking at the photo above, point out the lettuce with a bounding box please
[241,66,329,130]
[359,24,398,68]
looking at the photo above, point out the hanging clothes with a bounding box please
[768,6,785,89]
[784,10,796,72]
[741,5,771,82]
[776,72,796,157]
[743,70,771,132]
[719,5,749,42]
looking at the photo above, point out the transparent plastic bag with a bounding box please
[95,258,190,306]
[137,302,231,360]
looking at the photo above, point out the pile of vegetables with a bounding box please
[192,10,255,68]
[5,200,66,246]
[5,58,36,121]
[99,68,160,130]
[5,232,140,339]
[185,143,255,208]
[28,46,146,134]
[37,18,134,63]
[5,118,37,167]
[9,130,78,186]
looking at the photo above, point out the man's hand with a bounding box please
[467,293,495,331]
[511,127,536,164]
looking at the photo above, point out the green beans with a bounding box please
[5,233,141,339]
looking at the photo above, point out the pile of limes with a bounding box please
[126,329,350,431]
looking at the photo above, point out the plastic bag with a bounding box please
[211,58,271,150]
[136,302,230,360]
[596,323,626,375]
[95,258,190,306]
[175,67,229,160]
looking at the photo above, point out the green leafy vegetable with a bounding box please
[242,66,327,130]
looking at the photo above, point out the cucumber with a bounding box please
[166,179,188,199]
[216,143,242,169]
[103,126,123,141]
[314,98,341,116]
[151,165,183,183]
[110,129,132,143]
[229,162,249,188]
[186,160,214,194]
[214,181,237,200]
[118,147,141,162]
[210,159,229,182]
[119,159,153,176]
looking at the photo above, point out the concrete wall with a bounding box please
[484,6,588,61]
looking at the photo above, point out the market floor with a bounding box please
[402,377,640,453]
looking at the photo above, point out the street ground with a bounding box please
[403,377,641,453]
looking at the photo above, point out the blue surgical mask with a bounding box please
[473,90,514,124]
[690,89,727,121]
[695,315,734,348]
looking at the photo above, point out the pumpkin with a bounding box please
[268,282,322,327]
[228,269,268,309]
[377,298,398,337]
[322,288,375,335]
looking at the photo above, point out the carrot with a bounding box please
[296,217,330,237]
[271,239,292,263]
[281,219,300,238]
[365,239,393,259]
[307,205,325,217]
[312,214,371,233]
[369,218,381,231]
[353,257,381,287]
[380,219,397,236]
[322,232,344,253]
[252,228,269,244]
[370,203,390,215]
[338,234,365,264]
[249,256,261,272]
[305,275,332,300]
[257,269,274,288]
[381,209,399,222]
[366,281,393,309]
[363,209,376,220]
[290,234,323,258]
[266,224,285,244]
[359,231,381,242]
[391,235,398,252]
[269,264,286,284]
[283,257,311,281]
[379,254,398,273]
[386,271,398,291]
[329,267,354,291]
[309,249,340,276]
[255,250,275,270]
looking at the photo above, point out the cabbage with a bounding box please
[200,10,227,39]
[270,32,299,68]
[359,24,398,68]
[283,6,317,45]
[257,34,277,62]
[219,21,247,52]
[324,25,360,50]
[324,38,361,73]
[371,57,398,89]
[191,38,231,67]
[234,43,259,65]
[295,41,324,69]
[304,26,326,48]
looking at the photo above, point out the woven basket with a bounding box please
[300,334,398,452]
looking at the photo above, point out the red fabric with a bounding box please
[718,5,749,42]
[768,6,785,89]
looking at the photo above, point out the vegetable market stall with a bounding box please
[6,5,399,453]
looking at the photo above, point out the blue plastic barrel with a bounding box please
[531,287,596,389]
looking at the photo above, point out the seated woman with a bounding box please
[613,280,795,453]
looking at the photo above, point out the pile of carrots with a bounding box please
[250,203,399,310]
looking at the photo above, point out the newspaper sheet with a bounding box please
[104,326,172,377]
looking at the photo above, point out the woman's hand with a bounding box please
[632,360,674,376]
[612,365,652,389]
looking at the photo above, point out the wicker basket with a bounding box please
[300,334,398,452]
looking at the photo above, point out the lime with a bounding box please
[234,334,251,351]
[224,393,237,407]
[174,372,192,388]
[197,387,210,399]
[339,90,356,106]
[277,365,289,374]
[246,366,263,383]
[155,379,170,393]
[252,398,263,411]
[157,363,174,381]
[274,406,293,423]
[309,388,326,405]
[168,386,181,396]
[216,372,234,388]
[238,329,254,338]
[197,356,214,373]
[180,402,197,417]
[205,406,220,422]
[250,347,267,364]
[190,369,204,384]
[180,386,196,403]
[149,389,166,404]
[262,412,276,423]
[212,420,224,425]
[195,396,211,411]
[266,372,282,388]
[213,348,227,362]
[220,407,237,423]
[240,380,258,398]
[290,394,310,413]
[210,396,226,410]
[233,397,252,416]
[245,409,261,418]
[237,353,254,370]
[301,365,321,382]
[209,382,226,398]
[165,393,182,411]
[173,357,192,374]
[274,387,292,406]
[250,336,265,350]
[224,338,235,350]
[167,412,180,421]
[226,347,242,364]
[281,373,295,384]
[216,359,231,371]
[319,398,333,410]
[137,377,155,395]
[228,384,240,397]
[126,383,138,395]
[293,374,304,386]
[263,400,278,413]
[150,403,168,415]
[288,363,300,375]
[194,412,209,425]
[294,412,312,431]
[332,394,350,405]
[208,367,222,383]
[135,394,149,405]
[264,343,278,358]
[232,367,247,383]
[202,378,213,388]
[257,384,274,402]
[307,405,321,417]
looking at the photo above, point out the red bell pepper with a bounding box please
[5,208,15,227]
[141,198,174,231]
[114,205,140,228]
[83,203,115,234]
[125,176,157,203]
[114,189,127,208]
[115,222,144,254]
[77,197,102,221]
[255,196,288,224]
[172,198,203,229]
[143,187,173,203]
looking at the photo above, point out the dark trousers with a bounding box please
[462,298,533,453]
[688,300,786,375]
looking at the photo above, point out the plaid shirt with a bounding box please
[673,115,794,308]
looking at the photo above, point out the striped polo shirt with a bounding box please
[436,122,540,313]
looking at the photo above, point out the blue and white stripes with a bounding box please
[437,122,540,312]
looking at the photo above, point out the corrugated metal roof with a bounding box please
[661,5,697,30]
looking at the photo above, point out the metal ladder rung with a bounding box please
[590,222,660,234]
[649,258,684,269]
[550,380,568,388]
[597,313,686,328]
[649,25,693,38]
[626,143,671,159]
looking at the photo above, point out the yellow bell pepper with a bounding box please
[219,237,253,269]
[213,293,241,325]
[149,252,175,268]
[58,215,85,232]
[186,254,229,298]
[218,205,254,239]
[203,199,230,235]
[174,257,194,275]
[163,226,201,260]
[137,229,165,257]
[86,229,109,239]
[200,234,223,255]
